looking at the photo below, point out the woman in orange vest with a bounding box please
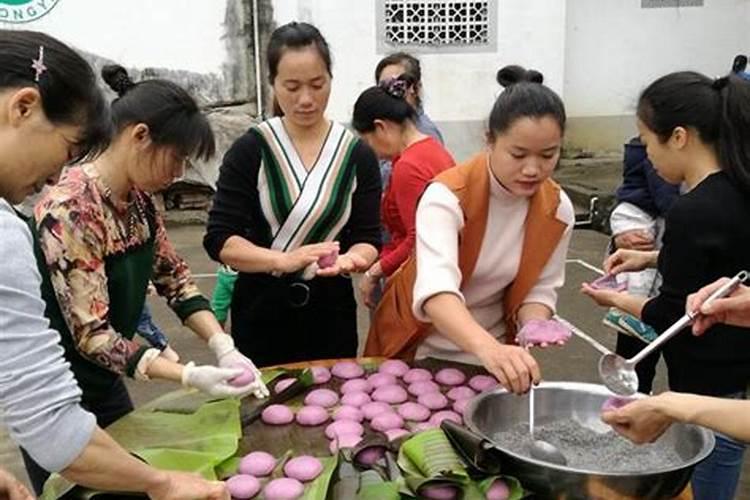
[366,66,575,395]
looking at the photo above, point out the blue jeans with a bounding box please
[690,392,746,500]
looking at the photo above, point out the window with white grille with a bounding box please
[376,0,497,54]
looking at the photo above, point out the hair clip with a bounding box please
[379,77,408,99]
[31,45,46,82]
[712,76,729,91]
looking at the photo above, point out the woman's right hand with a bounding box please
[274,242,340,274]
[604,249,657,275]
[475,339,541,395]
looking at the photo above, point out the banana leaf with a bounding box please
[397,429,469,496]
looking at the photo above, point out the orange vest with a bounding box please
[364,152,569,360]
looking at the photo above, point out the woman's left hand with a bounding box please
[316,252,369,277]
[581,282,624,308]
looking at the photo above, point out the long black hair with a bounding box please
[0,29,110,163]
[352,75,417,133]
[267,22,332,117]
[488,65,565,141]
[637,71,750,193]
[101,65,214,161]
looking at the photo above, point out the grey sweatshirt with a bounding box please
[0,198,96,472]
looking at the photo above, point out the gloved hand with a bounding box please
[516,319,572,348]
[208,333,269,398]
[181,362,256,398]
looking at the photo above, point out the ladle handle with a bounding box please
[629,270,749,365]
[554,315,612,356]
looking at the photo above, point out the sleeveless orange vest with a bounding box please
[364,152,568,359]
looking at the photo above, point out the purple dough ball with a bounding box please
[378,359,410,377]
[486,478,510,500]
[468,374,498,392]
[295,405,329,426]
[385,428,411,441]
[403,368,433,383]
[361,401,394,420]
[239,451,276,477]
[329,433,362,454]
[262,404,294,425]
[262,477,305,500]
[332,405,364,422]
[407,380,440,396]
[229,364,256,387]
[397,402,431,422]
[418,392,449,410]
[601,396,637,412]
[317,248,339,269]
[452,398,470,417]
[446,386,476,401]
[435,368,466,386]
[420,483,461,499]
[331,361,365,379]
[371,412,405,432]
[283,455,323,482]
[429,410,462,426]
[274,378,296,394]
[372,385,408,404]
[325,420,364,439]
[354,446,387,466]
[310,366,332,385]
[226,474,261,499]
[304,388,339,408]
[340,378,372,394]
[367,372,398,389]
[340,391,371,408]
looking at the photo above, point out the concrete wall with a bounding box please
[270,0,567,162]
[564,0,750,150]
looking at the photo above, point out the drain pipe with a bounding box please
[252,0,264,118]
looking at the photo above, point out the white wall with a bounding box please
[564,0,750,118]
[270,0,566,126]
[1,0,228,74]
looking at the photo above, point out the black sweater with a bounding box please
[642,171,750,396]
[203,127,382,262]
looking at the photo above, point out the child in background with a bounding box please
[136,283,179,361]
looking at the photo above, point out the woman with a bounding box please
[365,66,575,395]
[582,71,750,500]
[352,76,455,307]
[203,22,381,366]
[0,30,227,499]
[26,64,268,490]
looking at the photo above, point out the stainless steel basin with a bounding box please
[464,381,715,499]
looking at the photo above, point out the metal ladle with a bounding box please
[524,345,568,465]
[599,270,748,396]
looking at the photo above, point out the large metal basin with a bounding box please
[464,381,714,499]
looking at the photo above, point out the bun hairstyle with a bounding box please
[102,64,136,97]
[351,74,417,133]
[637,71,750,193]
[100,64,215,161]
[488,64,565,140]
[374,52,423,108]
[496,64,544,88]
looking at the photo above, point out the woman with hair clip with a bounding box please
[366,65,574,395]
[0,30,228,499]
[204,22,381,366]
[352,76,454,308]
[583,71,750,500]
[24,64,269,492]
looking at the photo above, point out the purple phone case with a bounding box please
[590,274,627,292]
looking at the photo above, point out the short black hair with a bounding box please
[102,64,215,161]
[0,29,110,163]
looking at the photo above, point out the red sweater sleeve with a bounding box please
[380,158,435,276]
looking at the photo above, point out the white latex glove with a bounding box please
[208,333,269,398]
[181,362,255,398]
